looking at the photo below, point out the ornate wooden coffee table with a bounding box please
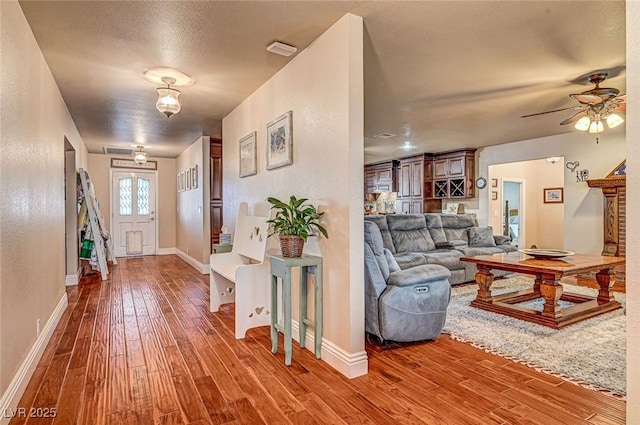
[460,252,624,329]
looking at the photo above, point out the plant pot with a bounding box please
[279,235,304,258]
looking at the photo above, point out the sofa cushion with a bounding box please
[364,215,396,253]
[387,214,436,252]
[393,252,428,270]
[425,214,447,244]
[494,235,511,245]
[456,246,505,256]
[364,221,390,280]
[387,264,451,287]
[435,240,467,249]
[423,251,466,270]
[468,226,497,247]
[384,249,401,273]
[496,244,518,253]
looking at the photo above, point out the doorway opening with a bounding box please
[502,179,524,249]
[64,137,78,284]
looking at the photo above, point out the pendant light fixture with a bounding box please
[143,68,193,118]
[574,109,624,134]
[156,77,181,118]
[133,146,147,165]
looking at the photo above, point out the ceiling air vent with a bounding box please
[373,133,397,139]
[104,146,135,155]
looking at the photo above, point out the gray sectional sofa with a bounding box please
[364,213,517,285]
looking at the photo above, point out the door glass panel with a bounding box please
[119,177,132,216]
[137,177,150,215]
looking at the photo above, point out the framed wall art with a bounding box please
[186,169,192,190]
[266,111,293,170]
[239,131,257,177]
[543,187,564,203]
[191,165,198,189]
[491,191,498,200]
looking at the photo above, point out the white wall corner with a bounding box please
[0,293,68,425]
[175,249,210,274]
[291,320,368,378]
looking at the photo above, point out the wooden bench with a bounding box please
[209,202,270,339]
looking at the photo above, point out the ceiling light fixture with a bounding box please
[156,77,181,118]
[574,109,624,134]
[546,157,561,164]
[266,41,297,57]
[133,146,147,165]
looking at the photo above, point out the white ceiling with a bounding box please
[19,1,626,162]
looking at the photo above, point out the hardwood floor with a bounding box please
[11,255,625,424]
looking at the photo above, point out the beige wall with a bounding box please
[488,158,564,250]
[626,0,639,419]
[478,130,624,255]
[0,0,88,397]
[222,14,365,375]
[88,154,177,250]
[176,136,210,265]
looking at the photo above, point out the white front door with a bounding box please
[112,170,157,257]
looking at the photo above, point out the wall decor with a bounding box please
[239,131,257,177]
[475,177,487,189]
[180,171,186,192]
[543,187,564,204]
[177,173,181,192]
[266,111,293,170]
[576,169,590,182]
[186,169,192,190]
[491,178,498,188]
[491,191,498,200]
[445,202,460,214]
[111,158,158,170]
[566,161,580,173]
[191,165,198,188]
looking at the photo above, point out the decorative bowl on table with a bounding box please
[518,248,575,259]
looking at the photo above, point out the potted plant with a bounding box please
[267,195,328,258]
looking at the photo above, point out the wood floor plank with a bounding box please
[10,255,625,425]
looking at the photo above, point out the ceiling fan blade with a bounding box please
[609,102,626,114]
[521,106,582,118]
[559,110,587,125]
[569,93,603,104]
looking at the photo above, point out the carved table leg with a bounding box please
[539,273,563,318]
[596,268,616,304]
[475,265,495,302]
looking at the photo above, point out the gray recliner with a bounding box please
[364,221,452,342]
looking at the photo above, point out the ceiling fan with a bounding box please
[522,73,626,133]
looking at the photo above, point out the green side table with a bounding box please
[212,243,233,254]
[270,254,323,366]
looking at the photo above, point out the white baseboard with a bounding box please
[175,249,210,274]
[0,293,68,425]
[156,247,177,256]
[291,320,368,378]
[65,267,81,286]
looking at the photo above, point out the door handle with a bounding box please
[150,217,155,221]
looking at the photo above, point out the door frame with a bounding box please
[501,178,525,249]
[109,168,159,256]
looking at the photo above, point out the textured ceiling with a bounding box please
[19,1,626,161]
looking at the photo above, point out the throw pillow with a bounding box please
[468,226,497,247]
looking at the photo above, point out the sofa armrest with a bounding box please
[494,235,512,245]
[387,264,451,287]
[435,239,467,249]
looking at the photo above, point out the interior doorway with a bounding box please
[64,138,78,284]
[502,179,524,249]
[111,170,158,257]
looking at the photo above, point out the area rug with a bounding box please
[443,277,626,397]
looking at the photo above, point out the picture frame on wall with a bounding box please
[239,131,257,177]
[266,111,293,170]
[191,165,198,188]
[186,169,192,190]
[180,171,186,192]
[177,173,181,192]
[543,187,564,203]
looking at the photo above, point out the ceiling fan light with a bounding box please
[606,113,624,129]
[156,87,181,118]
[574,116,591,131]
[588,120,604,134]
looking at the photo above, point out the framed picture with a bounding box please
[239,131,257,177]
[177,173,181,192]
[191,165,198,188]
[445,202,459,214]
[266,111,293,170]
[543,187,564,203]
[186,169,192,190]
[491,191,498,200]
[180,171,186,192]
[491,178,498,188]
